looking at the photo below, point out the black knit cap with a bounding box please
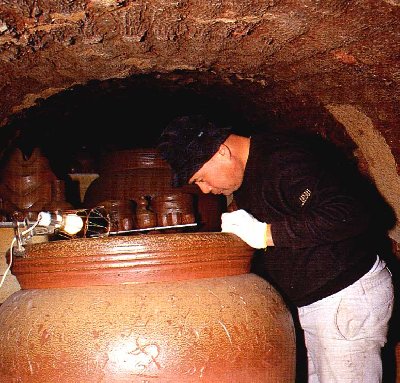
[157,115,232,187]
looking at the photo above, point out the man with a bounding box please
[157,114,394,382]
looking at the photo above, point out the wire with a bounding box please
[0,213,42,289]
[0,237,16,288]
[22,213,42,236]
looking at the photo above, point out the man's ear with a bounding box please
[218,144,231,158]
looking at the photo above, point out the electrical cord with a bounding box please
[0,213,43,289]
[0,237,16,289]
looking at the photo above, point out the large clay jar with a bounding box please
[0,234,296,382]
[83,149,226,232]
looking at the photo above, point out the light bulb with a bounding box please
[36,211,84,236]
[62,213,84,235]
[37,211,53,227]
[35,208,109,238]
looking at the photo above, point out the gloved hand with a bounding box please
[221,209,268,249]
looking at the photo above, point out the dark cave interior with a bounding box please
[1,72,357,183]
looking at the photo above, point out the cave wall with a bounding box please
[0,0,399,242]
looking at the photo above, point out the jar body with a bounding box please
[0,233,296,382]
[0,274,295,382]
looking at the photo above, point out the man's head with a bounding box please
[157,115,232,187]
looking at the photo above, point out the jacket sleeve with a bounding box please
[268,149,371,248]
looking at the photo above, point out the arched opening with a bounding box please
[0,0,399,380]
[1,71,357,178]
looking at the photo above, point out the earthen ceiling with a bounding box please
[0,0,399,241]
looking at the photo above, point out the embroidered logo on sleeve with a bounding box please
[299,188,311,206]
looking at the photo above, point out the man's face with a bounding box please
[188,147,244,196]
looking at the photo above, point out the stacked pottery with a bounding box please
[83,149,226,232]
[0,233,296,382]
[0,148,73,219]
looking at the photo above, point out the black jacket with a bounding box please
[234,132,376,307]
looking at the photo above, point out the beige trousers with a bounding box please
[298,256,394,383]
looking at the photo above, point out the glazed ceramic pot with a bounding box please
[152,192,196,227]
[135,195,157,229]
[0,148,57,212]
[98,199,136,232]
[0,233,296,382]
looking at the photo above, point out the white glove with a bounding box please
[221,209,267,249]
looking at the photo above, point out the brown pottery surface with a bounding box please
[98,199,136,232]
[83,149,226,232]
[152,192,196,227]
[43,179,74,212]
[0,233,296,382]
[0,148,58,212]
[135,195,157,229]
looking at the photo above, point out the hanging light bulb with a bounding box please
[60,213,84,235]
[32,207,111,239]
[4,207,110,260]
